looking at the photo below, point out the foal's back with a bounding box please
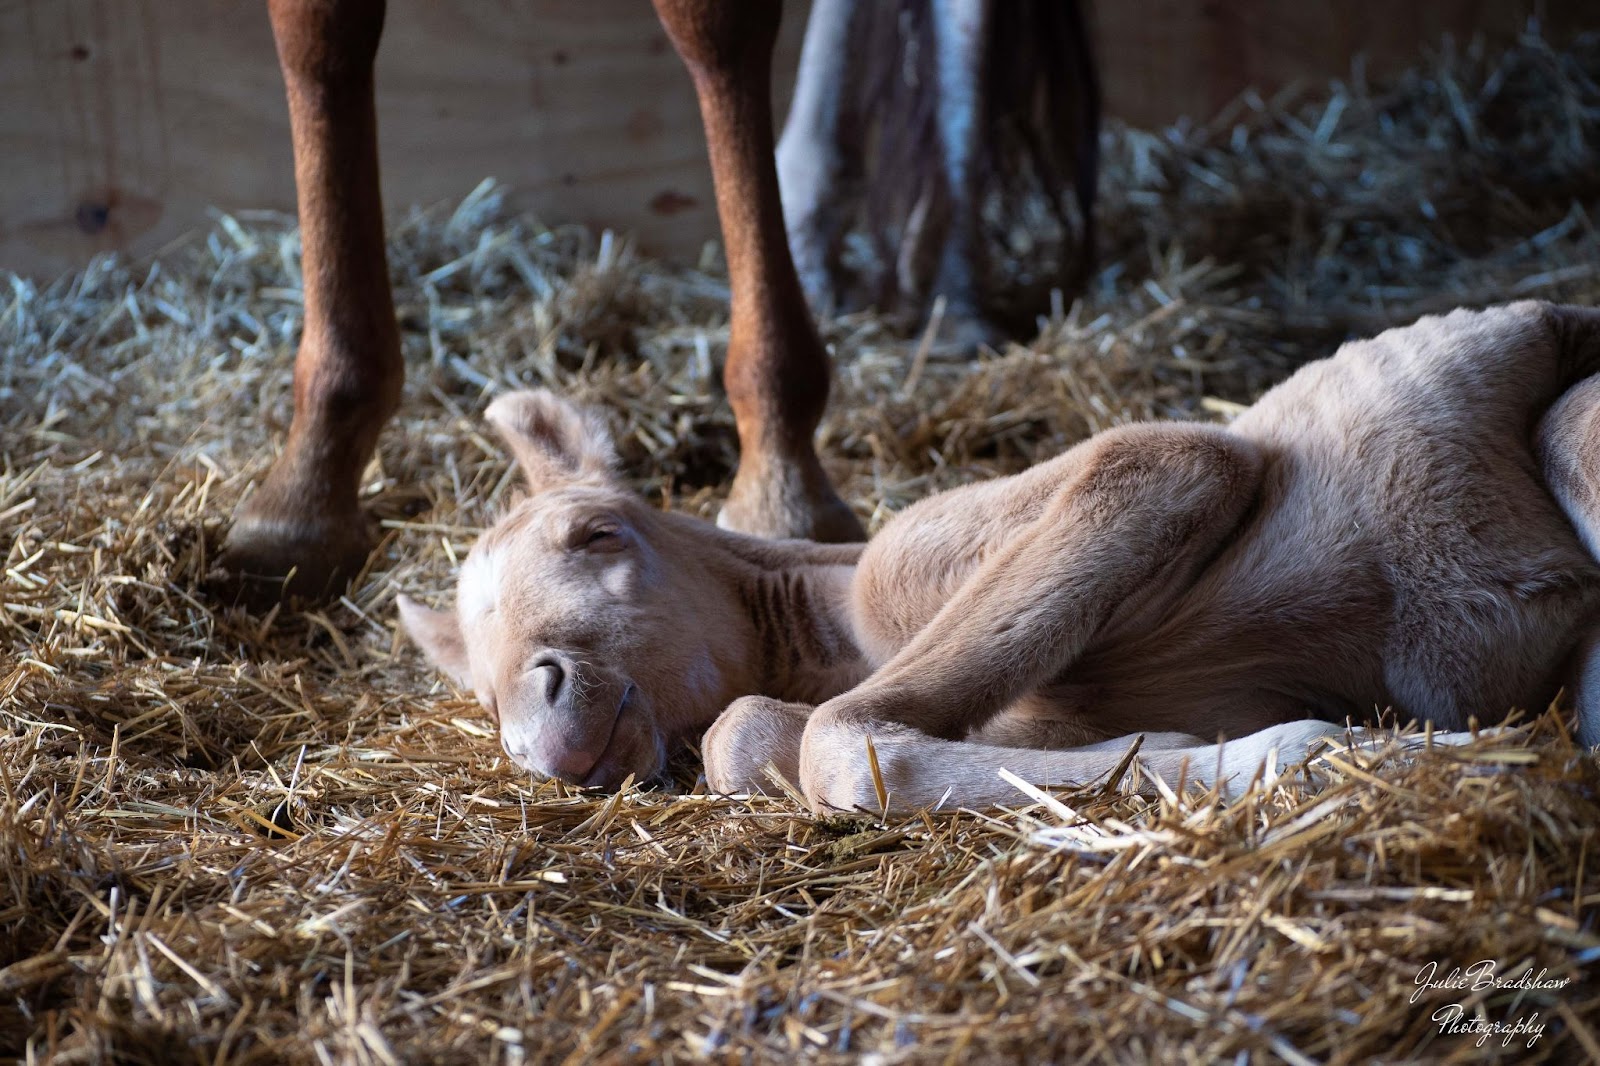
[1213,303,1600,727]
[857,303,1600,741]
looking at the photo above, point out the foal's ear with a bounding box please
[397,594,473,689]
[485,389,619,493]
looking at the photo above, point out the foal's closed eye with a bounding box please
[572,519,626,553]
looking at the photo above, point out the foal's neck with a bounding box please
[703,527,872,705]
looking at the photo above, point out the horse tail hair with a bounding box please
[843,1,1101,320]
[984,0,1102,299]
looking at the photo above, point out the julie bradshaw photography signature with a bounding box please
[1411,960,1573,1049]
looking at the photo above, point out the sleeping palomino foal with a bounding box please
[400,302,1600,812]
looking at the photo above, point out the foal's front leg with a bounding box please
[703,693,1209,798]
[799,424,1267,811]
[806,719,1356,812]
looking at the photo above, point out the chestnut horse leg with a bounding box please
[651,0,865,544]
[219,0,402,601]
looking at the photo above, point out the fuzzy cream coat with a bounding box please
[403,302,1600,811]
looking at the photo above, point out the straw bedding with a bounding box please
[5,29,1600,1065]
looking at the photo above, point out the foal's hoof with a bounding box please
[798,711,922,815]
[719,463,865,543]
[702,696,813,795]
[213,501,375,607]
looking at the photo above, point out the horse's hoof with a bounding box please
[212,496,375,608]
[719,461,865,543]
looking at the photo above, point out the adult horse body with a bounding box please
[222,0,859,603]
[220,0,1098,602]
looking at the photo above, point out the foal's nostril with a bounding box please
[533,655,566,703]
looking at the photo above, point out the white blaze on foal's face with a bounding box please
[398,390,729,788]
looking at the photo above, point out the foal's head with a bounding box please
[400,391,744,787]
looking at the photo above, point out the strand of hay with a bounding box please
[3,26,1599,1064]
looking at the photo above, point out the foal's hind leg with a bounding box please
[652,0,864,544]
[1536,373,1600,746]
[219,0,402,603]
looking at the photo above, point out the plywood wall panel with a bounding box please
[0,0,1592,278]
[1091,0,1587,128]
[0,0,809,278]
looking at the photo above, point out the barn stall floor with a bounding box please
[5,30,1600,1066]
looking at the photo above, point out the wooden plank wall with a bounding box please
[1094,0,1586,127]
[0,1,1590,279]
[0,0,809,279]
